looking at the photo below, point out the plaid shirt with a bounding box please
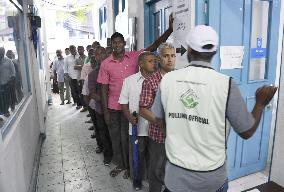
[140,70,165,143]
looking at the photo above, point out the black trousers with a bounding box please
[0,83,10,114]
[109,109,129,169]
[88,107,103,149]
[95,112,113,161]
[79,80,87,108]
[69,79,81,106]
[148,138,167,192]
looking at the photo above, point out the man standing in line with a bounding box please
[0,47,15,118]
[119,51,156,190]
[97,14,174,179]
[64,45,81,109]
[75,46,87,112]
[53,49,70,105]
[154,25,278,192]
[89,47,113,165]
[139,43,176,192]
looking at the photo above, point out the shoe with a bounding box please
[80,108,88,112]
[85,119,92,123]
[60,102,64,105]
[88,126,94,130]
[133,180,142,191]
[0,117,3,121]
[90,134,96,139]
[66,101,71,104]
[95,147,103,154]
[103,158,111,166]
[86,114,91,117]
[4,113,10,118]
[76,106,82,110]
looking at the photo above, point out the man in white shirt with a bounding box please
[64,45,81,109]
[53,49,70,105]
[119,51,156,190]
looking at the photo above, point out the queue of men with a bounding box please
[0,47,23,122]
[52,18,278,192]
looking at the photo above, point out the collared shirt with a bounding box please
[82,75,96,110]
[80,62,93,80]
[0,57,15,85]
[64,54,80,80]
[75,55,87,66]
[119,71,149,136]
[53,58,65,82]
[97,50,144,110]
[88,67,102,114]
[139,70,164,143]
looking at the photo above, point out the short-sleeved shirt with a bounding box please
[152,60,255,191]
[88,67,102,114]
[119,71,149,136]
[80,62,93,80]
[53,58,65,82]
[97,50,144,110]
[75,55,87,66]
[82,75,96,110]
[139,70,164,143]
[64,54,80,80]
[0,57,15,85]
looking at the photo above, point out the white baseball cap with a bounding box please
[186,25,219,53]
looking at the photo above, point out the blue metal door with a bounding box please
[203,0,282,180]
[146,0,281,180]
[144,0,172,46]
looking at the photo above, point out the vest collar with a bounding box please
[187,61,214,70]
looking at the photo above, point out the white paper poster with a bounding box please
[220,46,244,69]
[173,0,193,69]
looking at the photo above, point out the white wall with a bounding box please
[0,2,47,192]
[0,97,41,192]
[270,36,284,188]
[127,0,144,49]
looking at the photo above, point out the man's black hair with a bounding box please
[111,32,124,41]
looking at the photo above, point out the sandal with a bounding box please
[110,167,123,177]
[123,170,130,179]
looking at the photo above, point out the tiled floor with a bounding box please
[37,94,149,192]
[37,94,268,192]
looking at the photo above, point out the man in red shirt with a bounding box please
[97,15,174,178]
[139,42,176,192]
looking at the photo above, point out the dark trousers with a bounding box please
[88,107,102,149]
[79,80,87,108]
[0,83,10,114]
[129,136,149,182]
[148,138,167,192]
[109,109,129,169]
[69,79,81,106]
[95,112,113,161]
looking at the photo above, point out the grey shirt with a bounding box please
[152,61,255,192]
[0,57,16,85]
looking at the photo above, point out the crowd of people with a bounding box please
[0,47,23,123]
[52,15,277,192]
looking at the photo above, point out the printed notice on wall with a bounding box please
[220,46,244,69]
[173,0,193,69]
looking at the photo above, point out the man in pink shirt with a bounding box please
[97,15,174,178]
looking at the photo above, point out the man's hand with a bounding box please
[255,85,278,107]
[129,115,138,125]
